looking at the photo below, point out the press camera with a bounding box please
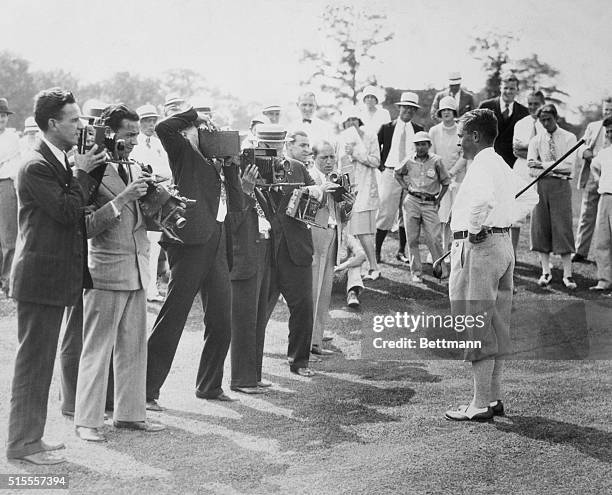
[328,171,351,202]
[240,148,291,184]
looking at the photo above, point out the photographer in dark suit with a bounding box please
[251,125,336,377]
[6,88,106,464]
[478,72,529,168]
[146,103,243,407]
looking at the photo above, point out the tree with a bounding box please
[300,5,394,106]
[469,32,514,99]
[470,33,567,101]
[0,51,36,129]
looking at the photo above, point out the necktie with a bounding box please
[64,153,73,183]
[146,136,151,148]
[531,119,537,139]
[501,103,509,120]
[547,133,556,161]
[118,162,129,185]
[303,118,312,124]
[398,123,407,164]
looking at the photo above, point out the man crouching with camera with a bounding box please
[74,104,164,442]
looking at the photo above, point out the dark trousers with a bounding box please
[59,295,114,414]
[7,302,65,458]
[230,239,272,388]
[268,236,313,371]
[146,222,231,400]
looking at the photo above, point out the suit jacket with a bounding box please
[577,120,606,189]
[229,192,272,281]
[430,88,476,120]
[155,108,243,247]
[267,158,316,266]
[10,140,99,306]
[155,108,243,269]
[479,98,529,167]
[85,163,150,291]
[377,120,424,168]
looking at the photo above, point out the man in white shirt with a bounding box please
[375,92,424,263]
[445,109,538,422]
[131,104,171,302]
[288,91,335,146]
[0,98,20,295]
[574,97,612,263]
[527,104,578,289]
[589,116,612,291]
[510,90,546,258]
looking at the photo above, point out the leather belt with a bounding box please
[408,190,437,202]
[453,227,509,240]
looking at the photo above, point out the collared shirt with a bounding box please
[513,115,545,148]
[41,135,69,170]
[591,145,612,194]
[527,126,577,177]
[289,116,335,145]
[385,120,415,169]
[451,147,538,233]
[394,152,450,195]
[499,98,514,117]
[131,133,172,179]
[0,129,21,179]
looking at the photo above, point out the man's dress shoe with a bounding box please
[76,426,106,442]
[10,451,66,465]
[41,440,66,451]
[231,386,267,394]
[113,420,165,432]
[444,404,494,422]
[195,391,238,402]
[146,399,165,411]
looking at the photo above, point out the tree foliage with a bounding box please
[300,5,394,106]
[469,32,566,101]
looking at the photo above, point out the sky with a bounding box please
[1,0,610,117]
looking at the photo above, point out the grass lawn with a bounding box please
[0,183,611,494]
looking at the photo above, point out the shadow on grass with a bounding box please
[496,416,612,464]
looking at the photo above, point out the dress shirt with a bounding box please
[513,115,544,148]
[131,133,172,178]
[310,166,337,226]
[591,145,612,194]
[395,153,450,195]
[452,89,462,108]
[0,129,21,180]
[450,147,538,233]
[289,116,335,145]
[385,120,415,169]
[500,98,514,118]
[41,136,69,170]
[527,126,577,177]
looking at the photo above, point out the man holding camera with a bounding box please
[7,88,106,464]
[146,102,243,406]
[74,104,165,442]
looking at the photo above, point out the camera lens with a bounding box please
[176,217,187,229]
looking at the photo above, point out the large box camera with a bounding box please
[198,130,240,158]
[240,147,290,184]
[285,188,325,228]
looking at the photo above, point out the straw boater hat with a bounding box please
[164,94,184,107]
[136,104,159,120]
[23,116,39,134]
[255,124,291,142]
[262,105,281,114]
[191,97,212,113]
[0,98,14,115]
[395,92,420,108]
[448,71,462,84]
[412,131,431,143]
[437,96,458,118]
